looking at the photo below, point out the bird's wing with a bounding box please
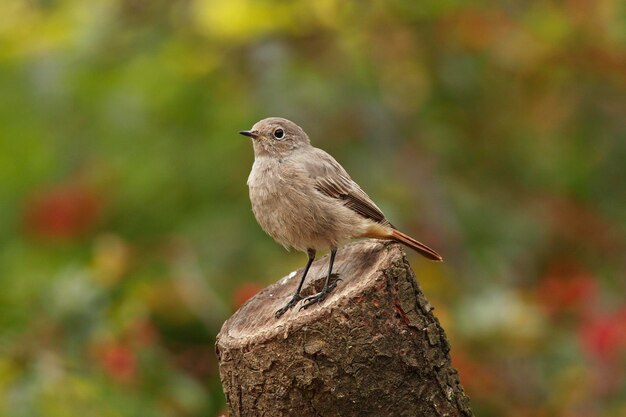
[299,148,390,226]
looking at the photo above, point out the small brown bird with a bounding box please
[240,117,442,318]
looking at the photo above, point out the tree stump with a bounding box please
[216,240,472,417]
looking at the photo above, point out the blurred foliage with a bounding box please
[0,0,625,416]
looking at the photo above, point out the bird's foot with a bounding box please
[299,279,339,311]
[275,294,302,318]
[329,272,342,284]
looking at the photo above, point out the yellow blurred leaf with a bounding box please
[192,0,294,41]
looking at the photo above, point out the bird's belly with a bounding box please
[248,179,362,251]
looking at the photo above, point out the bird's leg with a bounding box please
[275,248,316,318]
[300,247,338,311]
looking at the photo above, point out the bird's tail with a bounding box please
[390,229,443,261]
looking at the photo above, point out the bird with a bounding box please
[240,117,442,318]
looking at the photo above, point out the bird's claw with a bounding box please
[275,294,302,318]
[299,280,338,311]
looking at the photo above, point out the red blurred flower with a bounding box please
[232,282,264,310]
[536,262,597,317]
[579,306,626,395]
[580,306,626,363]
[95,341,137,384]
[23,182,101,239]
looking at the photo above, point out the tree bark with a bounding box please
[216,240,472,417]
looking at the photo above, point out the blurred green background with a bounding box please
[1,0,625,416]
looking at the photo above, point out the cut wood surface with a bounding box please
[216,240,472,417]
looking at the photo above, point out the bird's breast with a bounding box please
[246,157,370,251]
[247,158,301,245]
[247,158,289,206]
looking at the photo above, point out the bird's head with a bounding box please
[239,117,310,157]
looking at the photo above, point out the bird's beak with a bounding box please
[239,130,258,138]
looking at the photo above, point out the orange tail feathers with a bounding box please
[390,229,443,261]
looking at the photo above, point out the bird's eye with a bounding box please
[273,128,284,140]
